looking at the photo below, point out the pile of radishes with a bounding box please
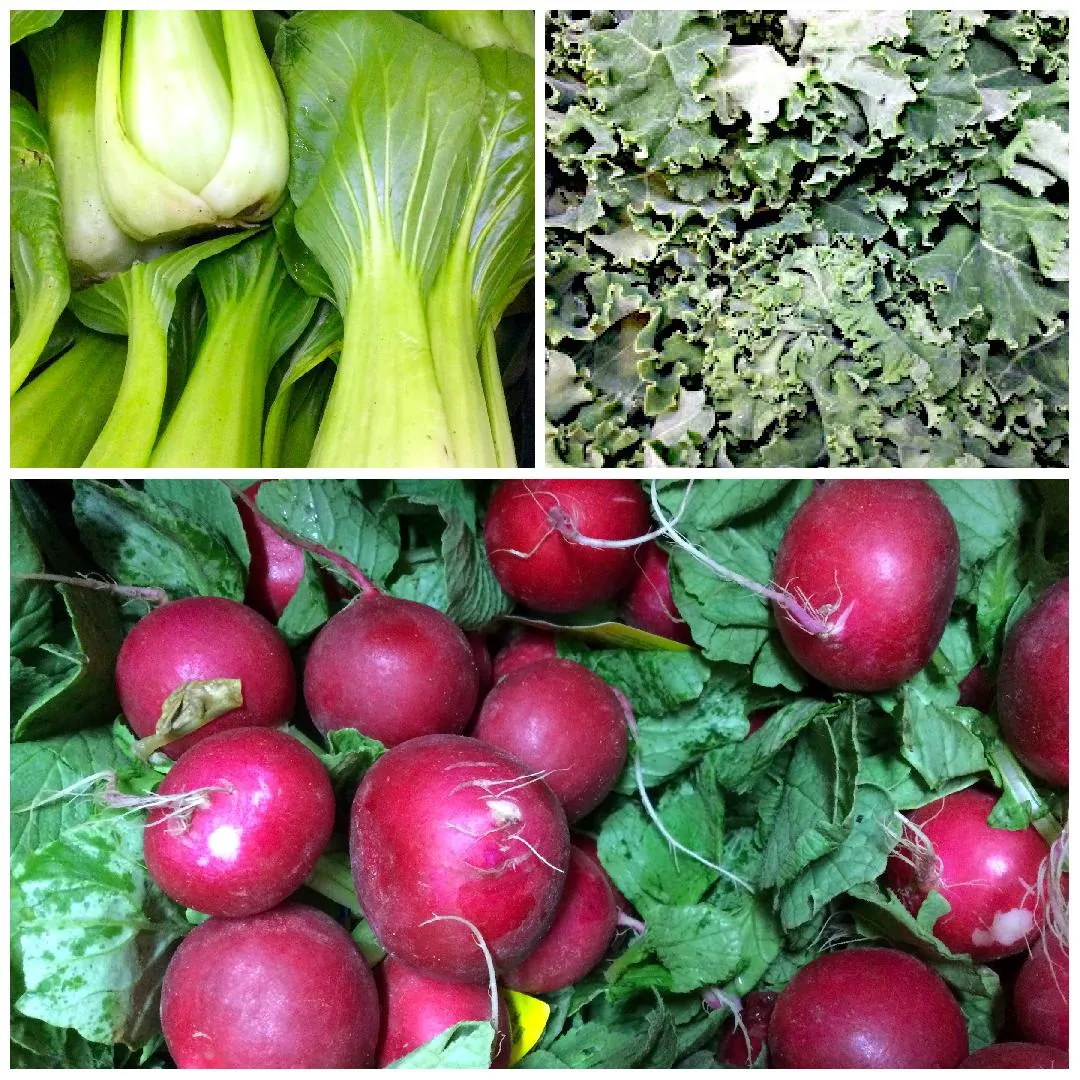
[99,479,1066,1068]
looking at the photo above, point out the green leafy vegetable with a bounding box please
[546,10,1069,466]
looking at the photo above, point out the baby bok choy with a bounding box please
[150,231,316,467]
[96,10,289,241]
[274,10,534,467]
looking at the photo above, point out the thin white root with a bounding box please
[633,753,752,892]
[15,769,224,832]
[702,987,749,1061]
[1036,824,1069,951]
[617,910,647,936]
[647,482,834,637]
[886,811,942,884]
[419,914,501,1052]
[509,833,566,874]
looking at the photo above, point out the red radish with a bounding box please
[960,1043,1067,1068]
[771,480,959,691]
[376,955,511,1068]
[503,844,618,994]
[747,708,774,736]
[116,596,296,759]
[619,542,692,644]
[143,728,334,917]
[768,947,968,1068]
[493,628,557,681]
[958,664,995,713]
[303,594,479,747]
[1015,936,1069,1050]
[350,734,570,982]
[716,991,776,1066]
[886,788,1048,961]
[473,659,628,822]
[236,481,308,621]
[484,479,651,613]
[575,833,632,918]
[997,579,1068,786]
[160,903,379,1068]
[467,631,494,701]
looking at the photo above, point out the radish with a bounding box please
[160,903,380,1067]
[236,481,308,620]
[960,1043,1067,1068]
[771,480,959,691]
[467,631,494,701]
[350,734,570,982]
[958,663,995,713]
[484,479,651,613]
[116,595,296,758]
[768,947,968,1067]
[493,628,557,681]
[716,990,776,1066]
[304,594,479,747]
[575,833,633,920]
[473,658,628,822]
[376,955,511,1068]
[997,579,1068,786]
[885,788,1049,961]
[503,844,618,994]
[1015,936,1069,1050]
[143,728,334,917]
[619,541,692,644]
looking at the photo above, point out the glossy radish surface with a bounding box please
[143,728,334,917]
[484,479,650,613]
[236,481,308,620]
[503,844,618,994]
[771,480,959,691]
[717,990,776,1066]
[768,947,968,1068]
[351,734,570,981]
[997,578,1068,786]
[160,903,379,1068]
[493,628,557,681]
[376,955,510,1067]
[304,594,478,746]
[960,1043,1067,1068]
[1015,936,1069,1050]
[886,788,1048,961]
[473,659,628,822]
[619,542,692,644]
[575,833,632,918]
[116,596,296,758]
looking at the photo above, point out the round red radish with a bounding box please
[1015,936,1069,1050]
[473,659,628,822]
[116,596,296,759]
[886,788,1048,961]
[768,947,968,1068]
[503,844,618,994]
[160,903,379,1068]
[493,628,557,681]
[958,664,995,713]
[143,728,334,917]
[997,579,1068,786]
[771,480,959,692]
[619,542,692,644]
[716,991,776,1067]
[376,955,511,1068]
[747,708,774,736]
[304,594,478,747]
[484,479,651,613]
[350,734,570,982]
[960,1043,1067,1068]
[575,833,632,918]
[466,631,494,701]
[236,481,309,621]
